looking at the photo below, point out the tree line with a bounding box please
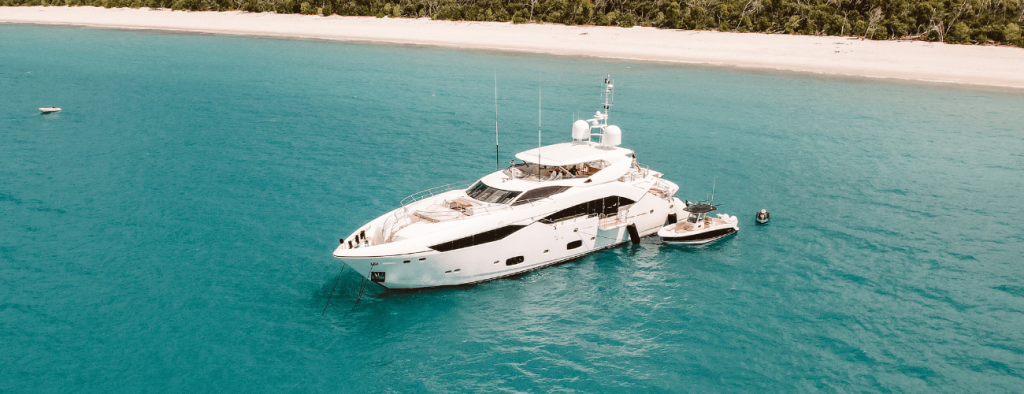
[11,0,1024,46]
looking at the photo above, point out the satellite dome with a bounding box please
[572,120,590,140]
[604,125,622,146]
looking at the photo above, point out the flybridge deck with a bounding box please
[503,142,636,184]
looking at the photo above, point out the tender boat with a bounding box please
[332,77,684,289]
[658,202,739,245]
[40,107,61,113]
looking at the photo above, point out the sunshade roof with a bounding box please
[515,142,631,166]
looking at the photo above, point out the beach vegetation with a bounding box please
[947,21,971,43]
[17,0,1023,47]
[1007,23,1022,44]
[619,12,637,27]
[170,0,202,10]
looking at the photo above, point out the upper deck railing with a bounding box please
[399,182,470,208]
[619,163,650,183]
[380,184,555,243]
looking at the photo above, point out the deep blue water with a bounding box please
[2,23,1023,392]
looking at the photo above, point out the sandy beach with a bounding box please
[3,6,1024,89]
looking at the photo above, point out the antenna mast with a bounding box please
[537,73,542,180]
[710,178,717,205]
[603,75,613,124]
[494,70,499,170]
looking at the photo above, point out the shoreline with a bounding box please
[3,6,1024,90]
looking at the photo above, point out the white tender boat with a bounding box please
[39,107,61,113]
[657,202,739,245]
[332,77,685,289]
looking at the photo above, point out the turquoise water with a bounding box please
[2,23,1023,392]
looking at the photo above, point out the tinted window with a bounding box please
[429,225,527,252]
[540,196,636,223]
[567,240,583,250]
[512,186,572,206]
[466,182,522,204]
[506,256,525,266]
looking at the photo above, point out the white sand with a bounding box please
[3,6,1024,89]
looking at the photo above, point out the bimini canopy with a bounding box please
[515,142,632,167]
[684,203,718,214]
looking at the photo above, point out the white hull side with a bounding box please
[337,194,673,289]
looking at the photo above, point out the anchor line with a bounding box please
[350,263,377,312]
[347,277,368,314]
[321,265,346,316]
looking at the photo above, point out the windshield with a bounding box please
[512,186,571,206]
[687,213,700,223]
[466,182,521,204]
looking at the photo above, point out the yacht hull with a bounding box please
[335,195,675,289]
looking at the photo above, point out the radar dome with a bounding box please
[572,120,591,140]
[604,125,622,146]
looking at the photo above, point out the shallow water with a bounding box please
[2,24,1023,392]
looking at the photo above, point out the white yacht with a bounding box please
[333,78,684,289]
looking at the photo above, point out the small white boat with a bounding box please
[658,202,738,245]
[39,107,61,113]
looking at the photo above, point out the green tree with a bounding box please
[947,21,971,43]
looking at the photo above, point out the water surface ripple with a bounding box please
[2,24,1023,393]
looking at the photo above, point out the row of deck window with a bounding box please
[426,195,634,252]
[539,196,636,224]
[466,182,520,204]
[429,225,527,252]
[466,182,572,206]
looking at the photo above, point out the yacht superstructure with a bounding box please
[333,78,684,289]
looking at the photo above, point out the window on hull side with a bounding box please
[429,225,527,252]
[466,182,521,204]
[539,196,636,224]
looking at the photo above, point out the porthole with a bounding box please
[403,260,411,264]
[419,258,426,261]
[543,249,549,254]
